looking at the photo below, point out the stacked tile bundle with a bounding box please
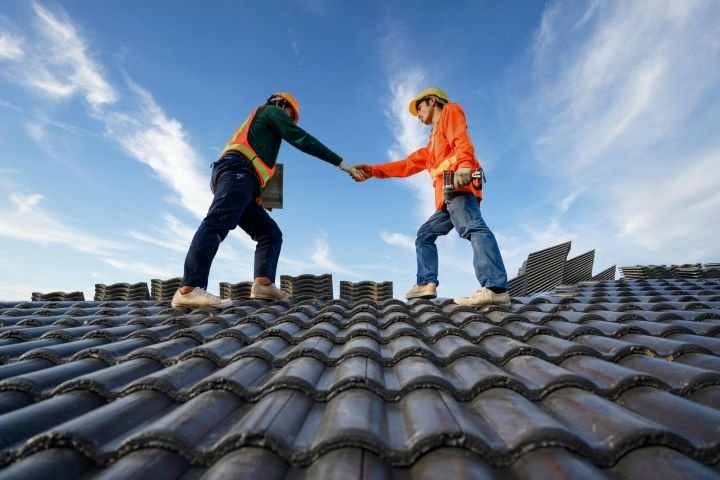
[509,242,570,296]
[510,242,617,297]
[592,264,617,281]
[339,281,394,302]
[706,264,720,278]
[150,278,182,301]
[30,291,85,302]
[561,250,595,285]
[219,281,254,300]
[93,282,150,301]
[0,276,719,477]
[622,264,720,280]
[280,274,333,300]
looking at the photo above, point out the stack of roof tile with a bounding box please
[280,274,333,300]
[562,250,595,285]
[706,264,720,278]
[592,265,617,281]
[510,242,617,296]
[339,281,393,302]
[93,283,151,301]
[622,264,720,281]
[219,281,254,300]
[509,242,571,296]
[150,278,182,301]
[0,276,719,477]
[30,291,85,302]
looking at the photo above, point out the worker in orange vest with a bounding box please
[353,88,510,306]
[173,93,359,308]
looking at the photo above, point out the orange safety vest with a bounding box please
[219,107,275,188]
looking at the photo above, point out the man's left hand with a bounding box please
[338,160,363,181]
[454,168,472,187]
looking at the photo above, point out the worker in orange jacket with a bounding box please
[353,88,509,306]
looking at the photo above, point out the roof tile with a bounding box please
[0,277,719,475]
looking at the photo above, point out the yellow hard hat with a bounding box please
[408,87,450,116]
[272,92,300,123]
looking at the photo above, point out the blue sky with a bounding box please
[1,0,719,301]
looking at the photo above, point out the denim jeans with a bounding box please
[416,193,508,289]
[181,156,282,289]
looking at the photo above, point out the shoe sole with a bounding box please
[405,293,437,300]
[453,299,510,307]
[171,302,232,308]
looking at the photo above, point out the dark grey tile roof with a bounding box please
[0,277,719,478]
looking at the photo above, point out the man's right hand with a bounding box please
[352,164,373,182]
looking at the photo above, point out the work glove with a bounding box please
[338,160,363,181]
[454,167,472,188]
[352,164,373,182]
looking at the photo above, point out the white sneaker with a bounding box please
[171,287,233,308]
[453,287,510,307]
[250,282,290,300]
[404,282,437,300]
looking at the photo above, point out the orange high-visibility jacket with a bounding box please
[370,102,482,211]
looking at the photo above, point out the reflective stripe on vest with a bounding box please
[428,154,481,178]
[428,155,458,178]
[219,108,275,188]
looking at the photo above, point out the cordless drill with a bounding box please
[443,170,455,204]
[443,168,485,204]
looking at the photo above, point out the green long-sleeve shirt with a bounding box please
[245,105,343,168]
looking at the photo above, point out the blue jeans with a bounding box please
[182,156,282,289]
[416,194,508,289]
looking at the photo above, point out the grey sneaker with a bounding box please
[405,282,437,300]
[453,287,510,307]
[171,287,233,308]
[251,282,290,300]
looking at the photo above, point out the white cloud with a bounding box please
[126,212,254,264]
[0,282,52,301]
[126,213,200,253]
[520,0,720,268]
[28,3,116,107]
[310,231,360,277]
[384,70,436,221]
[104,81,212,219]
[102,258,175,279]
[379,231,415,250]
[24,121,46,143]
[0,192,127,255]
[0,33,24,60]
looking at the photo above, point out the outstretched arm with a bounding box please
[351,147,430,182]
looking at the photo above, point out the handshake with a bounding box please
[337,161,372,182]
[338,161,476,188]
